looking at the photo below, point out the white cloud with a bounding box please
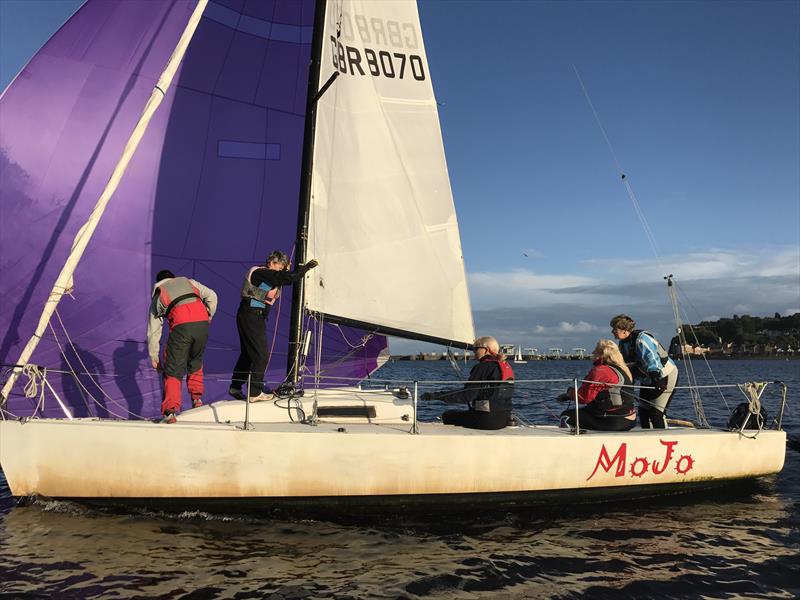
[581,247,800,281]
[533,321,601,334]
[440,246,799,351]
[389,246,800,353]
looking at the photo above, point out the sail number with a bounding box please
[330,38,425,81]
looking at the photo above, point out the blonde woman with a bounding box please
[558,339,636,431]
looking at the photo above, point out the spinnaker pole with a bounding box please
[0,0,210,404]
[287,0,329,385]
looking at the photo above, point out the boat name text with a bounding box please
[586,439,695,481]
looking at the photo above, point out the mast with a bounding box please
[0,0,209,405]
[287,0,329,384]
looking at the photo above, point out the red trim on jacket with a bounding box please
[158,278,209,328]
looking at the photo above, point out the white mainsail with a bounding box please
[305,0,474,347]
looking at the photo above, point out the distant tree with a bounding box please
[682,312,799,354]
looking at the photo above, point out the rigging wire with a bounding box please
[672,279,731,413]
[573,66,664,270]
[49,313,138,420]
[573,65,723,424]
[666,276,709,427]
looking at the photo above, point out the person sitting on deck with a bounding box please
[421,336,514,430]
[557,339,637,431]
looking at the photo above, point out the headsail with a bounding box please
[304,0,475,348]
[0,0,386,419]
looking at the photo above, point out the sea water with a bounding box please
[1,359,797,598]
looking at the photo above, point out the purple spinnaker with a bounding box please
[0,0,387,419]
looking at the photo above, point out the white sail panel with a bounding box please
[306,0,474,346]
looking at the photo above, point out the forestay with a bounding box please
[305,0,474,347]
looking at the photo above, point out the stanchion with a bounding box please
[573,377,580,435]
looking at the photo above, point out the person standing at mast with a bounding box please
[147,270,218,423]
[229,251,318,402]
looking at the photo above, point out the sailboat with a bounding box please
[513,345,527,364]
[0,0,787,509]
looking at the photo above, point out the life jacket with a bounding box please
[156,277,208,328]
[242,266,280,309]
[480,355,514,412]
[590,364,635,415]
[622,329,670,378]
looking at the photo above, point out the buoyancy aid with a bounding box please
[157,277,209,328]
[591,365,635,415]
[480,355,514,412]
[621,329,670,377]
[242,266,281,309]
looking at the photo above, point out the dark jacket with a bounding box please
[238,262,315,315]
[430,355,514,413]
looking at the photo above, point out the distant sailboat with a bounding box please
[513,345,527,364]
[0,0,787,510]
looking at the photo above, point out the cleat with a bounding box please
[228,387,245,400]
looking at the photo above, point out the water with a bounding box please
[1,359,798,598]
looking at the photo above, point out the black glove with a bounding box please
[556,392,571,403]
[305,259,319,269]
[648,371,667,393]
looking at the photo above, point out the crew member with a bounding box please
[230,251,318,402]
[421,336,514,430]
[557,339,636,431]
[610,314,679,429]
[147,270,217,423]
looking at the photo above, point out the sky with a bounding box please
[1,0,798,355]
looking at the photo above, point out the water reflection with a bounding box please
[0,481,797,598]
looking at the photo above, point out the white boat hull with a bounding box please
[0,391,786,506]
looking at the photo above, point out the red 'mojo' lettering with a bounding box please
[586,443,627,481]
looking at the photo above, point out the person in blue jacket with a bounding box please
[610,314,679,429]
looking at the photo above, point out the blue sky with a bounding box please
[2,0,798,354]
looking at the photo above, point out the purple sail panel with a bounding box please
[0,0,386,420]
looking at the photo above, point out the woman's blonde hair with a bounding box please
[593,339,632,380]
[473,336,500,355]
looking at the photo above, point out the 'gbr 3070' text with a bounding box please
[330,38,426,81]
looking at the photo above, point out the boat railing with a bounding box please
[1,366,789,438]
[300,374,790,436]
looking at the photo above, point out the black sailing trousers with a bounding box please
[231,305,269,397]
